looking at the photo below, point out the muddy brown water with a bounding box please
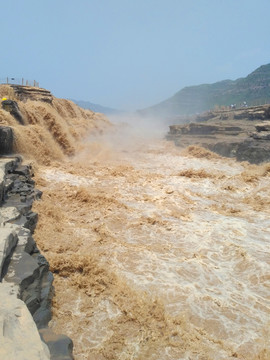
[30,127,270,360]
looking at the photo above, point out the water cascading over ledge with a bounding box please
[0,92,78,360]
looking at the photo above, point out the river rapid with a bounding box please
[33,125,270,360]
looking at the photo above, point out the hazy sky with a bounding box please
[1,0,270,110]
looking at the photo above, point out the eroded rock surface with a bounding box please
[0,157,73,360]
[0,283,50,360]
[10,85,53,103]
[167,104,270,163]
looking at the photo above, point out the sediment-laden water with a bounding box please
[32,128,270,360]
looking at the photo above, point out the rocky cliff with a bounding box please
[0,84,110,359]
[167,104,270,164]
[0,156,73,359]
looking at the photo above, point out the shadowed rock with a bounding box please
[1,100,24,124]
[10,85,53,104]
[0,126,14,154]
[0,226,18,280]
[167,104,270,164]
[39,328,74,360]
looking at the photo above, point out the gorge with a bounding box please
[0,84,269,360]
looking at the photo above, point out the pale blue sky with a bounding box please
[1,0,270,110]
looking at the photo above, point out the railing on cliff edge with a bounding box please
[0,77,39,87]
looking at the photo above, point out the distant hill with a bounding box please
[71,99,121,115]
[139,63,270,118]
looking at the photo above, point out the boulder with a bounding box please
[39,328,74,360]
[0,283,50,360]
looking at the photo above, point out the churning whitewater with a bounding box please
[33,127,270,360]
[1,86,268,359]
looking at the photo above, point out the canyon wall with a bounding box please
[167,105,270,164]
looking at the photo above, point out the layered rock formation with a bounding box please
[167,104,270,164]
[10,85,53,104]
[0,156,74,359]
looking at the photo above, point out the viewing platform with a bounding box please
[1,78,53,103]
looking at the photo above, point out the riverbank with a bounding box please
[0,155,74,359]
[167,104,270,163]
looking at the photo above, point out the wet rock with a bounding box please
[33,271,54,328]
[3,161,53,327]
[236,140,270,163]
[0,157,74,359]
[39,328,74,360]
[1,100,24,124]
[208,141,239,158]
[0,126,14,154]
[0,157,20,205]
[0,226,18,280]
[13,164,33,177]
[24,211,39,232]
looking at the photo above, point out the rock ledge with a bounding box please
[0,157,73,360]
[167,105,270,163]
